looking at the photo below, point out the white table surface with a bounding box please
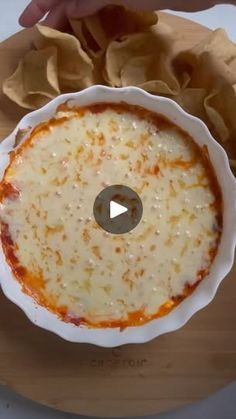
[0,1,236,418]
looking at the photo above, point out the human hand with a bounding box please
[19,0,233,29]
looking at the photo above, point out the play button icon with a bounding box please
[110,201,128,219]
[93,185,143,234]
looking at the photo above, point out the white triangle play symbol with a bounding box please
[110,200,128,219]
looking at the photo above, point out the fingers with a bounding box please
[19,0,222,29]
[19,0,59,27]
[43,2,68,30]
[65,0,116,19]
[124,0,220,11]
[19,0,107,27]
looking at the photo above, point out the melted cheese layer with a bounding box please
[0,103,222,327]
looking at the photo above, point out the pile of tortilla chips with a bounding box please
[2,5,236,168]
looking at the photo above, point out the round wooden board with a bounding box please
[0,12,235,418]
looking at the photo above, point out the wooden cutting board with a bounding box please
[0,12,235,418]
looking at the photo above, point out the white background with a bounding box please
[0,1,236,418]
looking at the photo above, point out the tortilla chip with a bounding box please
[120,55,153,86]
[106,33,164,85]
[120,53,180,95]
[191,29,236,64]
[180,72,191,89]
[106,29,179,95]
[69,21,105,84]
[204,83,236,145]
[90,6,158,43]
[228,56,236,72]
[176,29,236,70]
[144,54,180,95]
[35,24,94,91]
[174,29,236,93]
[204,90,229,142]
[175,88,207,122]
[70,6,158,55]
[189,52,236,91]
[106,33,150,86]
[69,19,101,57]
[83,15,110,51]
[3,47,60,110]
[2,7,236,173]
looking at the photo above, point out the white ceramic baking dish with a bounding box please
[0,86,235,347]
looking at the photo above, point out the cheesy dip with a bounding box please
[0,103,222,328]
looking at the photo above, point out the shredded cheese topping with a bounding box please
[0,103,222,328]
